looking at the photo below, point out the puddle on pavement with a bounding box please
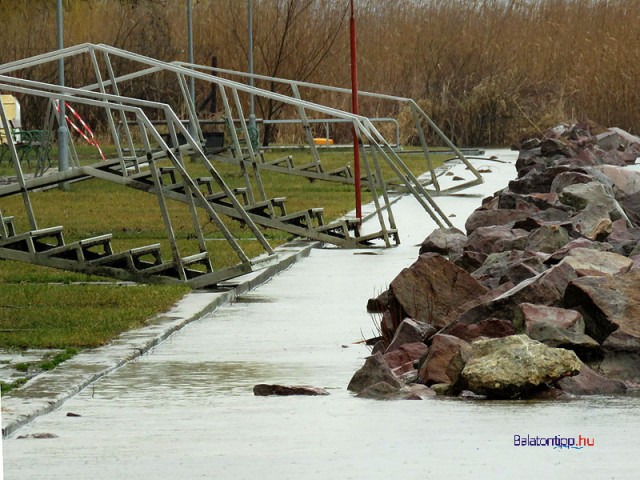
[80,360,295,400]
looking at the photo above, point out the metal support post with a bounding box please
[56,0,70,191]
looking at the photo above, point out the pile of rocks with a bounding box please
[351,123,640,400]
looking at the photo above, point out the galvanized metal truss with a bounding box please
[0,43,474,287]
[171,62,485,195]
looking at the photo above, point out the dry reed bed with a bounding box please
[1,0,639,146]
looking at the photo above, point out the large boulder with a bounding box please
[461,335,582,398]
[564,270,640,345]
[389,253,487,329]
[559,181,625,221]
[347,352,402,393]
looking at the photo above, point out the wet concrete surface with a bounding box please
[4,150,640,479]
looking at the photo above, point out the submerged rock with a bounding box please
[555,364,627,395]
[356,382,435,400]
[253,384,329,396]
[461,335,582,399]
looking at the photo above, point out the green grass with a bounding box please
[0,144,444,353]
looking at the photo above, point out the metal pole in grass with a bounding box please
[187,0,197,136]
[57,0,70,191]
[248,0,258,148]
[350,0,362,222]
[1,388,4,471]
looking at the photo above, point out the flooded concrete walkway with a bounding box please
[4,150,640,479]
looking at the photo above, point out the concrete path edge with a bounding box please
[1,238,319,438]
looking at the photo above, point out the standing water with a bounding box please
[3,151,640,479]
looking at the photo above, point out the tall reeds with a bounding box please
[1,0,639,146]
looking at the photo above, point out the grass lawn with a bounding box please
[0,144,444,354]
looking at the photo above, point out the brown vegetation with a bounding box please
[1,0,639,146]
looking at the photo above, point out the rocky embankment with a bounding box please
[350,123,640,400]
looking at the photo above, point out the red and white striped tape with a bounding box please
[55,101,106,160]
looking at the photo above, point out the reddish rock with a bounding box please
[389,253,487,329]
[418,334,471,386]
[464,209,530,235]
[571,204,614,240]
[555,364,627,395]
[385,318,435,352]
[503,260,545,286]
[454,250,487,273]
[517,303,584,333]
[595,165,640,195]
[366,289,389,313]
[550,171,594,194]
[419,227,467,260]
[620,191,640,227]
[559,182,624,220]
[383,342,428,370]
[545,238,612,264]
[446,261,578,330]
[444,317,516,343]
[498,191,565,212]
[509,166,575,194]
[517,303,600,355]
[524,225,571,253]
[355,382,400,399]
[442,281,515,327]
[347,352,402,393]
[465,225,530,256]
[379,310,396,344]
[559,247,633,277]
[472,250,528,289]
[607,221,640,256]
[565,270,640,344]
[253,384,329,396]
[513,208,572,231]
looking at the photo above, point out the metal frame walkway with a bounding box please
[0,44,480,287]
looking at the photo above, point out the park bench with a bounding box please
[0,127,52,168]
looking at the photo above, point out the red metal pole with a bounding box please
[350,0,362,222]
